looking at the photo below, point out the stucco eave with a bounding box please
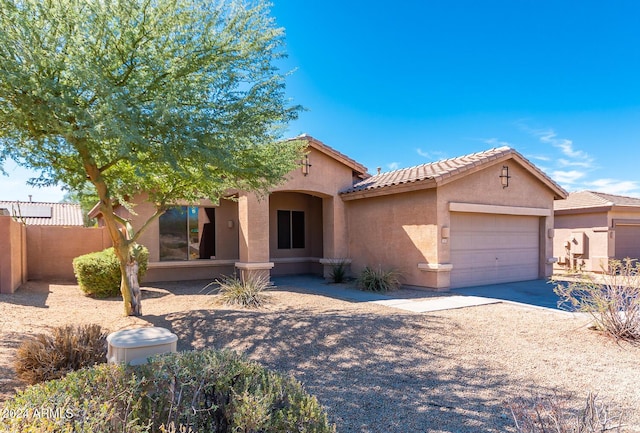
[611,205,640,213]
[554,206,612,216]
[301,136,368,176]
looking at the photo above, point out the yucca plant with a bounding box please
[215,272,270,308]
[329,259,349,283]
[357,266,402,293]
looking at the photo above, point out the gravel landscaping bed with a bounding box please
[1,279,639,432]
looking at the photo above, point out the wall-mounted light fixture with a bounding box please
[227,220,234,229]
[301,154,312,176]
[441,226,450,239]
[499,165,511,188]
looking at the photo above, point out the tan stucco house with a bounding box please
[554,191,640,273]
[103,135,567,289]
[340,143,567,288]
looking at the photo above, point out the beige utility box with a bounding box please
[107,327,178,365]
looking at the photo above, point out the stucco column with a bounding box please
[235,192,273,280]
[319,196,352,278]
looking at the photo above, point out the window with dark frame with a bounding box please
[277,210,305,249]
[159,206,215,261]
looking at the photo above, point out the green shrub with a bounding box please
[73,246,149,298]
[1,349,335,433]
[357,266,402,292]
[14,324,108,385]
[1,363,147,433]
[554,258,640,341]
[214,272,270,308]
[509,392,625,432]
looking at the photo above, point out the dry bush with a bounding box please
[510,392,625,433]
[554,258,640,341]
[14,324,108,385]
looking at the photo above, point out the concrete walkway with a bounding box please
[272,275,560,313]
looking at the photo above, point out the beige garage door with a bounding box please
[450,213,540,288]
[615,223,640,260]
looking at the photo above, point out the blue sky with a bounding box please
[2,0,640,201]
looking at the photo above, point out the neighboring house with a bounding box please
[0,201,84,226]
[554,191,640,272]
[96,135,567,290]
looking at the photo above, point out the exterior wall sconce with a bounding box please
[227,220,234,229]
[301,154,312,176]
[499,165,511,188]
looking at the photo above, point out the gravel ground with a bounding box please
[1,279,639,432]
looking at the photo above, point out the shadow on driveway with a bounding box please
[451,279,563,310]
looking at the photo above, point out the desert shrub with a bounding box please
[509,392,625,432]
[73,246,149,298]
[329,260,348,283]
[1,349,335,433]
[554,258,640,341]
[14,324,108,385]
[215,272,270,308]
[357,266,402,292]
[1,363,147,433]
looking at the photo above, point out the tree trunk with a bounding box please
[126,259,142,316]
[116,243,137,316]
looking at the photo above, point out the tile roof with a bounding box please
[340,146,565,197]
[554,191,640,211]
[0,201,84,226]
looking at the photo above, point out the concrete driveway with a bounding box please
[451,279,564,310]
[274,276,567,313]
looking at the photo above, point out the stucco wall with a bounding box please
[26,226,112,281]
[437,159,557,278]
[346,189,439,287]
[273,147,359,196]
[272,146,358,259]
[554,208,640,272]
[0,216,27,293]
[345,158,559,289]
[553,211,610,272]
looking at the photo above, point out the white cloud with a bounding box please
[557,158,593,168]
[584,179,640,197]
[416,148,430,158]
[416,148,447,160]
[552,170,586,185]
[387,162,400,170]
[483,138,513,148]
[527,154,551,162]
[533,129,594,167]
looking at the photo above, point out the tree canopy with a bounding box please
[0,0,304,315]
